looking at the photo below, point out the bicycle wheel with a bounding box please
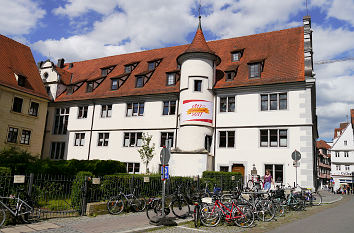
[311,192,322,206]
[131,197,146,212]
[273,200,285,217]
[234,205,255,228]
[193,205,201,228]
[107,196,124,215]
[146,199,170,224]
[0,207,6,227]
[200,203,221,227]
[171,198,190,218]
[19,202,36,224]
[255,200,275,222]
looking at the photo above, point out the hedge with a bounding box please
[71,171,93,210]
[202,171,243,192]
[0,147,126,176]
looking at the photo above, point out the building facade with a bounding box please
[316,140,331,188]
[330,110,354,191]
[0,35,49,156]
[39,17,317,187]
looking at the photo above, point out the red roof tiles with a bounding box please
[0,35,49,99]
[351,109,354,127]
[184,19,214,54]
[316,140,331,150]
[54,26,305,102]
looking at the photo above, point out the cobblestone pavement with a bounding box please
[0,191,345,233]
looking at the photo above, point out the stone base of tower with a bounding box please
[169,152,211,176]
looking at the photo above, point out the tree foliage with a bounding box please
[137,133,155,173]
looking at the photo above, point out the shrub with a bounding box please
[202,171,243,191]
[71,171,93,211]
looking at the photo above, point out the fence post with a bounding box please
[197,175,200,193]
[28,173,34,197]
[81,176,88,216]
[130,176,134,194]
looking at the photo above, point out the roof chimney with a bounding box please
[303,16,314,77]
[57,58,65,68]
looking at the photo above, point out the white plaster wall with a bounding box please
[39,61,59,100]
[68,105,94,131]
[169,153,208,176]
[215,126,314,188]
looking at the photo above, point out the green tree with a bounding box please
[137,133,155,174]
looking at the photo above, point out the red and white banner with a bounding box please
[181,100,213,124]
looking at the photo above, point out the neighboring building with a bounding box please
[316,140,331,188]
[39,16,317,187]
[330,110,354,191]
[0,35,49,156]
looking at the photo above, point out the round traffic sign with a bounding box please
[291,150,301,161]
[160,147,170,165]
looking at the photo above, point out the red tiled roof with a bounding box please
[339,122,349,129]
[54,26,305,102]
[351,109,354,127]
[184,19,214,54]
[0,35,49,99]
[316,140,331,150]
[54,66,72,85]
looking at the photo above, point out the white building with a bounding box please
[330,110,354,191]
[39,16,317,187]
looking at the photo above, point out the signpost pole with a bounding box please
[161,153,166,218]
[296,163,298,187]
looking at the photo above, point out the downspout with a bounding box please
[87,101,96,160]
[213,93,217,171]
[40,107,49,159]
[175,93,180,148]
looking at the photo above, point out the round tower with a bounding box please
[170,18,220,176]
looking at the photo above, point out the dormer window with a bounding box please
[166,73,176,86]
[101,65,115,77]
[87,82,94,93]
[136,76,144,88]
[18,75,26,87]
[111,79,118,90]
[67,86,73,95]
[125,65,132,73]
[231,52,241,62]
[248,62,263,78]
[225,71,236,81]
[148,62,156,71]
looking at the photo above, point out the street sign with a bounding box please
[161,165,169,180]
[291,150,301,161]
[160,147,170,165]
[293,161,300,167]
[92,178,101,184]
[13,175,25,184]
[144,176,150,183]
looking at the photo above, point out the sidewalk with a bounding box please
[318,189,343,204]
[0,211,192,233]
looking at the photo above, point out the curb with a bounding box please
[117,218,193,233]
[322,195,343,204]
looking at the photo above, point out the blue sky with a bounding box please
[1,0,354,142]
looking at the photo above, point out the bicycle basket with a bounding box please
[241,193,250,201]
[202,197,213,204]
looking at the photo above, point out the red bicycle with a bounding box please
[200,195,254,227]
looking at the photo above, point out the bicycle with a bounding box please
[169,184,191,219]
[0,188,40,227]
[146,197,170,224]
[300,187,322,206]
[247,175,263,190]
[107,188,146,215]
[199,193,254,228]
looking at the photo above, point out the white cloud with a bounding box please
[53,0,120,18]
[33,0,197,62]
[0,0,45,36]
[320,0,354,26]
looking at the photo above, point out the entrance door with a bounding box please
[232,164,245,177]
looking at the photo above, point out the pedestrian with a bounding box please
[347,185,350,195]
[263,169,274,190]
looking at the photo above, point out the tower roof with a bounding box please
[184,17,214,54]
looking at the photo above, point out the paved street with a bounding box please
[0,192,348,233]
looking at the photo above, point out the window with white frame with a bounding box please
[78,106,88,119]
[260,129,287,147]
[162,101,176,115]
[160,132,174,147]
[166,73,176,86]
[101,104,112,118]
[123,162,140,173]
[231,51,241,62]
[261,93,287,111]
[98,133,109,146]
[219,131,235,148]
[7,127,18,143]
[194,80,202,92]
[28,102,39,116]
[53,108,69,135]
[74,133,85,146]
[50,142,65,160]
[123,132,143,147]
[220,96,235,112]
[265,164,283,183]
[344,152,349,157]
[20,130,31,145]
[345,165,350,171]
[248,62,262,78]
[335,152,340,157]
[86,82,94,93]
[126,102,144,116]
[344,140,347,146]
[136,76,144,88]
[336,165,341,170]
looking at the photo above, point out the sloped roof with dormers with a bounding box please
[53,26,305,102]
[0,34,49,100]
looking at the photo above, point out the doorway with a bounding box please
[232,164,245,177]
